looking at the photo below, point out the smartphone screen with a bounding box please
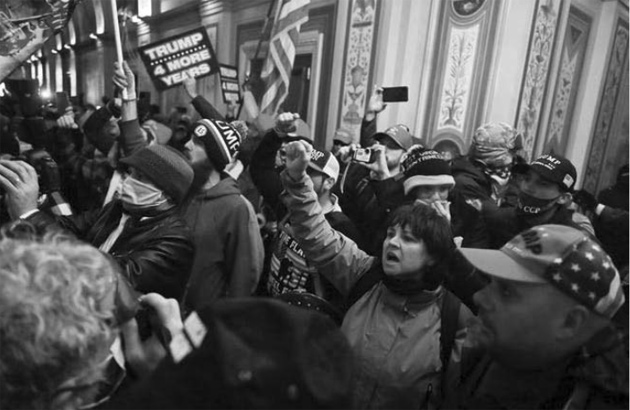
[382,86,408,103]
[56,92,70,112]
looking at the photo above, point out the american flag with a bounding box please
[259,0,310,116]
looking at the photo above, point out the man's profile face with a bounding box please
[519,169,562,200]
[375,136,405,169]
[184,134,209,166]
[470,277,562,364]
[306,168,329,196]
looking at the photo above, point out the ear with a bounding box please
[557,304,589,340]
[557,191,572,205]
[323,177,335,191]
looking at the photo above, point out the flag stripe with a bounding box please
[279,0,309,20]
[260,0,310,115]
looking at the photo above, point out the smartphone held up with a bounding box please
[381,86,408,103]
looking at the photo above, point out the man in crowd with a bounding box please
[180,118,264,312]
[110,297,354,409]
[573,188,629,277]
[451,122,518,208]
[335,123,415,254]
[597,164,628,211]
[483,153,593,248]
[331,127,354,158]
[0,144,195,299]
[449,224,627,409]
[266,146,359,310]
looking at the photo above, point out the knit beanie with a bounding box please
[120,145,194,203]
[192,119,242,171]
[401,147,455,195]
[468,122,516,167]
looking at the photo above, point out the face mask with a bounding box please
[489,173,511,187]
[484,164,512,186]
[120,176,172,213]
[517,191,560,215]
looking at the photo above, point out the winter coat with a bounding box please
[333,162,397,254]
[444,326,629,409]
[451,157,493,202]
[265,193,360,312]
[180,176,264,311]
[26,200,194,299]
[593,206,629,272]
[280,170,471,409]
[482,205,593,249]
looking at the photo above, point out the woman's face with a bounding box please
[410,185,451,203]
[381,224,434,277]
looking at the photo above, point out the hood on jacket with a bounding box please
[452,157,489,186]
[195,175,242,200]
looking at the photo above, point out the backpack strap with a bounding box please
[440,289,461,398]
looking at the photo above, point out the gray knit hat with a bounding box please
[120,145,194,203]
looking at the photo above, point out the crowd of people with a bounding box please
[0,61,627,409]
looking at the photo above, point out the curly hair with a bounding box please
[0,233,117,409]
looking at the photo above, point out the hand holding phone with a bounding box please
[381,86,408,103]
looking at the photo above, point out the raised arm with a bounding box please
[280,141,375,295]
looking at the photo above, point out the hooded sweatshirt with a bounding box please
[181,177,264,312]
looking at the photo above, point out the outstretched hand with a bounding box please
[56,106,78,129]
[275,112,300,137]
[284,140,312,181]
[0,160,40,219]
[113,61,136,97]
[120,293,183,379]
[361,144,390,180]
[182,75,198,100]
[365,85,387,121]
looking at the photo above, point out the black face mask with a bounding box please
[516,191,560,215]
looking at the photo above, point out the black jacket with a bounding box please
[451,157,493,202]
[445,326,629,409]
[482,205,588,249]
[249,128,285,218]
[26,200,194,299]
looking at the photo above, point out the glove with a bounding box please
[573,189,598,212]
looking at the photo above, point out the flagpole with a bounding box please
[236,0,278,119]
[110,0,128,99]
[254,0,279,63]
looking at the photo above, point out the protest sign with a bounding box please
[219,64,241,103]
[138,28,219,90]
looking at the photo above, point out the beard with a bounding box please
[189,159,214,194]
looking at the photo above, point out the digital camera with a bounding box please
[352,147,376,163]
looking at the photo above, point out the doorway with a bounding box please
[283,53,312,121]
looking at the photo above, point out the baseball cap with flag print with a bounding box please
[460,225,625,319]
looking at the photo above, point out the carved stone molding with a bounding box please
[583,19,629,193]
[423,0,501,152]
[514,0,564,160]
[541,6,591,157]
